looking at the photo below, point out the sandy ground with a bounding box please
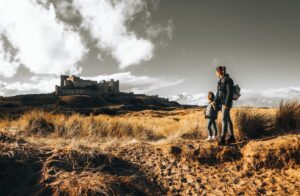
[109,135,300,195]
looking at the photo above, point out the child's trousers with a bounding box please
[207,118,217,137]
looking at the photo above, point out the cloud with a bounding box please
[55,0,79,22]
[237,87,300,107]
[0,0,87,77]
[0,0,174,78]
[168,87,300,107]
[146,19,174,47]
[85,72,184,94]
[0,72,184,96]
[168,93,207,106]
[0,39,19,77]
[72,0,155,69]
[0,76,60,95]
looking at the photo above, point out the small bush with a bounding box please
[22,113,54,136]
[276,100,300,130]
[235,107,270,139]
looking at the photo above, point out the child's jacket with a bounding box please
[205,102,218,119]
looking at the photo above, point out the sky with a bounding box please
[0,0,299,106]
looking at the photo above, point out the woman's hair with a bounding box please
[208,91,215,101]
[216,66,226,74]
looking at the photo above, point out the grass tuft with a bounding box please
[234,107,271,139]
[276,100,300,130]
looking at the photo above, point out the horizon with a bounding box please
[0,0,300,107]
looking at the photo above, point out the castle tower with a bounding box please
[61,75,68,87]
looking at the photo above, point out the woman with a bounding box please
[215,66,235,145]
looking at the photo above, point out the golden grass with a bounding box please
[1,101,298,143]
[276,100,300,130]
[234,107,273,139]
[0,109,208,142]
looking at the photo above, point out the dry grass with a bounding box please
[9,110,158,141]
[276,100,300,130]
[0,104,299,195]
[0,101,297,143]
[0,109,208,142]
[234,107,273,139]
[0,136,162,195]
[233,101,300,140]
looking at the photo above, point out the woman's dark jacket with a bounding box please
[215,74,234,108]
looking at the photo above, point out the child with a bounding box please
[204,91,218,141]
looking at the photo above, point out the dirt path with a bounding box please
[111,136,300,195]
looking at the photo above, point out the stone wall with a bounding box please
[55,75,120,96]
[59,89,101,96]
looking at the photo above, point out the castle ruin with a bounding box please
[55,75,119,96]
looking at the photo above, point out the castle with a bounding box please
[55,75,120,96]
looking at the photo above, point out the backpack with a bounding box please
[232,84,241,101]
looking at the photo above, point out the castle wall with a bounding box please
[59,89,102,96]
[72,81,97,88]
[56,75,120,96]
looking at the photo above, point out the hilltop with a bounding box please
[0,93,182,117]
[0,75,185,117]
